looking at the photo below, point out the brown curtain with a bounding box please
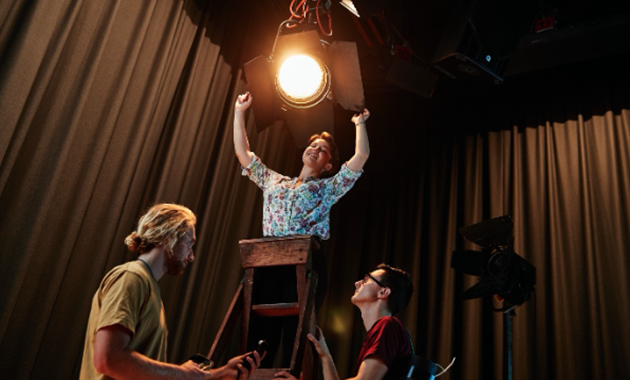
[1,0,630,379]
[391,56,630,380]
[0,0,291,378]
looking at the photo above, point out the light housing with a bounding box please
[451,215,536,309]
[243,28,365,147]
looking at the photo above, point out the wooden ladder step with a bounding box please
[252,302,299,317]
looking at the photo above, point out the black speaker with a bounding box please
[385,57,438,99]
[431,0,537,84]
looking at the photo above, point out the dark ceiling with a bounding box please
[257,0,630,98]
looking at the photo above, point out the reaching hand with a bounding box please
[274,370,298,379]
[180,359,213,379]
[235,92,253,113]
[351,108,370,125]
[307,326,332,359]
[219,351,262,380]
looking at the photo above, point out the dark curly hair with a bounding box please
[376,263,414,315]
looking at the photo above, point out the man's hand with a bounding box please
[274,370,298,379]
[307,326,332,359]
[180,360,213,380]
[212,351,262,380]
[275,327,331,380]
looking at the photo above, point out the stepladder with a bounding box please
[207,235,320,380]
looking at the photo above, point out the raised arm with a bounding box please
[346,109,370,172]
[275,328,387,380]
[352,358,389,380]
[234,92,255,168]
[275,328,340,380]
[308,330,341,380]
[312,333,388,380]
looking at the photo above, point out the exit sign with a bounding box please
[535,16,556,33]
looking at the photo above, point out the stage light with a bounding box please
[450,215,534,380]
[450,215,535,309]
[243,26,365,147]
[276,54,331,108]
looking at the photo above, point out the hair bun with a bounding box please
[125,232,143,252]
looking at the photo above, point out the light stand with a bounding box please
[451,215,535,380]
[503,307,514,380]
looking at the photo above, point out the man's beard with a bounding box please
[166,252,187,275]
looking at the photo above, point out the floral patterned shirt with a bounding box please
[242,153,362,240]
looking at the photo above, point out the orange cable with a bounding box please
[289,0,306,19]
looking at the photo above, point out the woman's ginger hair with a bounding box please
[308,131,339,178]
[124,203,196,256]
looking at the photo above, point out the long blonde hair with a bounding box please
[124,203,196,255]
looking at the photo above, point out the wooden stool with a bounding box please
[207,235,320,380]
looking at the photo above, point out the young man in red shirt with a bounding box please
[275,264,414,380]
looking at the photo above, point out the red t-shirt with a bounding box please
[354,316,412,374]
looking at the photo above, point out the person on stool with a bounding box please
[233,92,370,367]
[275,264,414,380]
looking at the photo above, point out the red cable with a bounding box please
[351,14,372,48]
[366,18,383,44]
[390,23,428,65]
[316,0,332,36]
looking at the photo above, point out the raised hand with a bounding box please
[307,326,332,359]
[351,108,370,125]
[235,92,253,113]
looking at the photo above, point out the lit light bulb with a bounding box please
[276,54,330,108]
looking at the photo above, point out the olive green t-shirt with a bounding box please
[80,261,167,380]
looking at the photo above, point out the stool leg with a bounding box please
[207,283,244,363]
[290,271,318,378]
[301,306,319,380]
[242,268,254,353]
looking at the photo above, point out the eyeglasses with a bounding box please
[362,273,386,288]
